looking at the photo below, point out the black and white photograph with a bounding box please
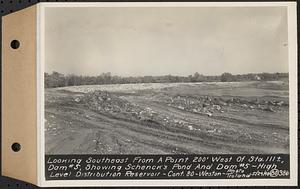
[44,5,290,155]
[0,1,296,187]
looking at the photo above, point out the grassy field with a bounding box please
[45,81,289,154]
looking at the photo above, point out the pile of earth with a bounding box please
[78,90,141,119]
[78,91,186,128]
[160,94,287,116]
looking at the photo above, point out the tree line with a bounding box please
[45,71,288,88]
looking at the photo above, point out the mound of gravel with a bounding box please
[81,90,140,114]
[162,94,287,115]
[162,95,224,115]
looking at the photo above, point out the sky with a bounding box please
[45,6,288,77]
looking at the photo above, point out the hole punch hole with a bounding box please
[10,40,20,49]
[11,143,21,152]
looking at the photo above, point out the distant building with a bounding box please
[254,75,261,81]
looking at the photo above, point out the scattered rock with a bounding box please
[187,125,194,130]
[264,106,275,112]
[213,105,221,110]
[277,101,284,106]
[206,112,212,117]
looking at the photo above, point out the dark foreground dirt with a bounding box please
[45,81,289,154]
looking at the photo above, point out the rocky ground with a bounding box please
[45,81,289,154]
